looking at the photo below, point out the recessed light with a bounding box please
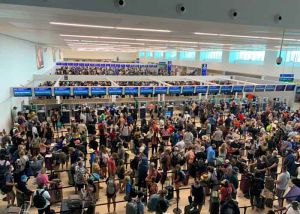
[50,22,171,33]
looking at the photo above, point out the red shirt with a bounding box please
[107,157,116,175]
[220,185,233,202]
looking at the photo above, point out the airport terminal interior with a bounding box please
[2,1,300,214]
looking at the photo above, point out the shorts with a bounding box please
[76,184,85,190]
[107,192,116,199]
[276,189,286,199]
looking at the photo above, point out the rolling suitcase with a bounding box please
[240,174,250,195]
[184,205,200,214]
[49,179,63,204]
[165,185,174,200]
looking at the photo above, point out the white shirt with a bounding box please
[176,140,185,152]
[33,189,51,209]
[286,204,300,214]
[78,123,87,134]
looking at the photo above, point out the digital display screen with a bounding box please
[275,85,286,91]
[13,88,32,97]
[169,86,182,94]
[265,85,276,91]
[108,87,123,95]
[155,87,168,94]
[232,85,244,92]
[91,87,107,95]
[67,62,74,66]
[255,85,265,92]
[140,87,153,95]
[73,87,89,96]
[195,86,208,93]
[79,63,84,66]
[209,86,220,93]
[54,87,71,96]
[182,86,195,94]
[221,86,232,93]
[124,87,139,95]
[34,87,52,96]
[286,85,296,91]
[244,85,255,92]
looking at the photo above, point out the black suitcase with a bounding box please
[165,185,174,200]
[184,205,200,214]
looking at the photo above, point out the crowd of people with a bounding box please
[1,98,300,214]
[55,66,171,76]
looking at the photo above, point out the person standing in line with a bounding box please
[275,166,290,208]
[33,183,51,214]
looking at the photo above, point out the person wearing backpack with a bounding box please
[190,178,205,213]
[249,172,264,209]
[174,164,185,200]
[220,179,233,205]
[33,183,51,214]
[106,176,118,213]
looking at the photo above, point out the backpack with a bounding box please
[130,156,139,171]
[126,201,137,214]
[221,199,239,214]
[0,161,8,187]
[18,117,24,125]
[171,153,180,167]
[107,179,116,195]
[250,177,264,195]
[157,198,169,213]
[155,171,162,183]
[177,170,186,183]
[33,190,46,209]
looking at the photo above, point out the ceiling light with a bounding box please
[60,34,197,44]
[80,40,145,45]
[64,39,80,42]
[50,22,171,33]
[194,32,300,42]
[115,27,171,32]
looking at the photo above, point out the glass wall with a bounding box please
[229,50,265,64]
[154,51,164,59]
[138,51,145,58]
[165,51,177,60]
[279,50,300,66]
[200,50,223,62]
[179,51,196,60]
[145,51,153,58]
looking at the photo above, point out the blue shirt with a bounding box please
[207,146,215,163]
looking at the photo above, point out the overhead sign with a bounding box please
[202,64,207,76]
[279,74,294,82]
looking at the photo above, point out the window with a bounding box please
[165,51,177,60]
[145,52,153,58]
[138,51,145,58]
[229,50,265,64]
[200,50,223,62]
[279,50,300,66]
[154,51,164,59]
[179,51,196,60]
